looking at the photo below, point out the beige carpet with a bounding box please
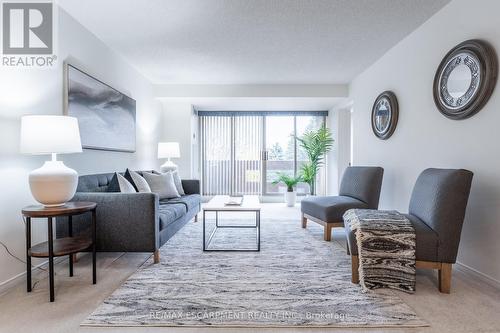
[82,217,427,328]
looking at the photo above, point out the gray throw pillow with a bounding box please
[143,171,180,199]
[170,171,185,196]
[129,170,152,193]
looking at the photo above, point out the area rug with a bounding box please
[82,216,427,328]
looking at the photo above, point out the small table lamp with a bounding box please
[20,115,82,207]
[158,142,180,172]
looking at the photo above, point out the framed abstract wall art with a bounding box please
[65,63,136,152]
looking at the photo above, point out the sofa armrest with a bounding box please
[56,192,159,252]
[182,179,200,195]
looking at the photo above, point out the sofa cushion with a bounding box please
[77,173,115,192]
[143,172,180,199]
[161,194,201,213]
[107,173,136,193]
[77,172,156,192]
[345,213,439,262]
[125,169,152,193]
[158,204,186,230]
[301,195,368,222]
[171,171,185,195]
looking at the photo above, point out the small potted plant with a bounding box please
[272,173,303,207]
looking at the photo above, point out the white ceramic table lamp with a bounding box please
[20,115,82,207]
[158,142,180,172]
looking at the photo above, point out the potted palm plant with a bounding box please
[272,173,303,207]
[296,124,334,195]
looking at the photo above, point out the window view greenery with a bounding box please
[265,116,325,194]
[295,124,334,195]
[200,114,325,196]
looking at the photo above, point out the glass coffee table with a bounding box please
[202,195,261,252]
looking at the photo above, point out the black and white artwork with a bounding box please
[66,64,136,152]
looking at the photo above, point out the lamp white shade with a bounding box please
[158,142,180,159]
[20,115,82,207]
[20,115,82,155]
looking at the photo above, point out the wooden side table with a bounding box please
[22,202,97,302]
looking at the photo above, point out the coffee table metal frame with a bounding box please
[202,196,260,252]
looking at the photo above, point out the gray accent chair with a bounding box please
[345,168,473,293]
[56,171,201,263]
[301,166,384,241]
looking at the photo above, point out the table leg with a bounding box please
[48,217,54,302]
[215,211,218,227]
[92,209,96,284]
[257,211,261,251]
[68,215,73,277]
[202,210,206,251]
[26,217,31,292]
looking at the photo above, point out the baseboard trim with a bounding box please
[455,261,500,290]
[0,257,66,296]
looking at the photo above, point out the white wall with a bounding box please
[159,100,195,179]
[327,107,352,195]
[0,7,162,287]
[350,0,500,283]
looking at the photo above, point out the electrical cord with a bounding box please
[0,215,48,273]
[0,238,49,288]
[3,215,132,281]
[0,240,32,267]
[1,239,49,273]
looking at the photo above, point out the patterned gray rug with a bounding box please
[82,216,427,328]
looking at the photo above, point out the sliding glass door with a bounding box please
[233,116,263,195]
[264,116,295,194]
[200,112,326,196]
[200,115,262,195]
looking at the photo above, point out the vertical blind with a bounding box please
[199,111,329,196]
[200,115,262,195]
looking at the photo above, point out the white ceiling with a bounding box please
[58,0,450,85]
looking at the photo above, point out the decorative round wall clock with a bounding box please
[433,39,498,120]
[371,91,399,140]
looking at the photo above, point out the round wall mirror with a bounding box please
[371,91,398,140]
[433,40,497,119]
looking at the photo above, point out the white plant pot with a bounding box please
[29,161,78,207]
[284,191,297,207]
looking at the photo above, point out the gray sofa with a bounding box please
[56,171,201,263]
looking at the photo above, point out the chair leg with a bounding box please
[351,255,360,284]
[194,214,198,223]
[323,224,332,241]
[153,250,160,264]
[439,263,452,293]
[301,214,307,228]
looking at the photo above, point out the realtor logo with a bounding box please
[1,1,56,67]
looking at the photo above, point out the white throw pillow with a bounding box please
[129,170,152,193]
[143,172,180,199]
[117,174,136,193]
[170,171,185,196]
